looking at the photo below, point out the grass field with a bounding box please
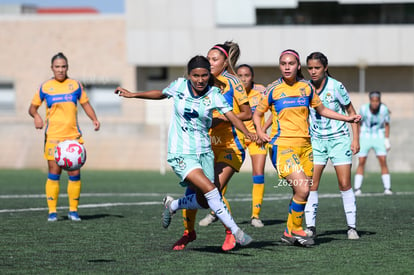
[1,169,413,274]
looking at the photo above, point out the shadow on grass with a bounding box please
[238,219,285,226]
[66,214,124,220]
[318,229,376,238]
[88,259,116,263]
[191,240,288,254]
[315,229,376,244]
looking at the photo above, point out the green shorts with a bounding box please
[311,136,352,166]
[359,136,387,157]
[167,151,215,187]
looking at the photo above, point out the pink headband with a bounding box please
[213,45,229,58]
[280,50,300,61]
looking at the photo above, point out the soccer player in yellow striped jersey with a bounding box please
[174,41,252,252]
[29,52,100,222]
[253,49,361,247]
[237,64,269,228]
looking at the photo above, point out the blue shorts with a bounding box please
[311,136,352,166]
[167,151,215,187]
[358,136,387,157]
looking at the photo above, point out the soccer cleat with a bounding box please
[234,229,253,246]
[281,230,315,247]
[172,230,197,250]
[304,226,317,238]
[67,211,81,221]
[199,212,218,226]
[48,212,58,222]
[162,196,175,229]
[354,189,362,196]
[250,218,264,228]
[222,230,236,251]
[347,227,360,240]
[384,189,393,195]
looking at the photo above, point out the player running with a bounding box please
[176,41,252,251]
[115,55,254,249]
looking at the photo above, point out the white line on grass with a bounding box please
[1,192,413,214]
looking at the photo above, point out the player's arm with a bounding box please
[224,110,256,141]
[115,87,167,100]
[253,109,270,143]
[345,102,360,154]
[28,104,43,129]
[384,122,391,151]
[315,104,361,123]
[81,102,100,131]
[214,102,252,125]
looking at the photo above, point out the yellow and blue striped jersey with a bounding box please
[244,83,266,133]
[210,70,249,148]
[257,77,322,146]
[31,78,89,140]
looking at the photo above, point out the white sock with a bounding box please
[382,174,391,190]
[354,174,363,190]
[341,188,357,228]
[204,188,239,235]
[170,194,203,212]
[304,191,318,227]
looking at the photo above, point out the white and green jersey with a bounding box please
[359,103,390,139]
[162,78,232,154]
[309,76,351,140]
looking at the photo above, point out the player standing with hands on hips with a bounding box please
[354,91,392,195]
[29,52,100,222]
[115,55,254,249]
[253,49,361,247]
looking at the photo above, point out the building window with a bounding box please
[84,83,121,115]
[257,2,414,25]
[0,83,15,114]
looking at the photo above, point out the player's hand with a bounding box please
[257,132,271,143]
[245,132,257,142]
[351,139,360,155]
[34,116,44,129]
[115,87,134,98]
[348,114,361,123]
[93,120,100,131]
[384,138,391,151]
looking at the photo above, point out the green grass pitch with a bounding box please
[1,169,413,274]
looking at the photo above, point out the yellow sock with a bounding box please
[286,198,306,234]
[182,209,197,232]
[222,195,232,214]
[46,175,60,214]
[251,181,265,218]
[67,175,81,212]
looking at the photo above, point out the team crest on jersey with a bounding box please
[325,92,334,103]
[177,92,184,99]
[299,88,306,96]
[235,84,244,92]
[202,96,211,106]
[174,156,186,170]
[68,84,74,91]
